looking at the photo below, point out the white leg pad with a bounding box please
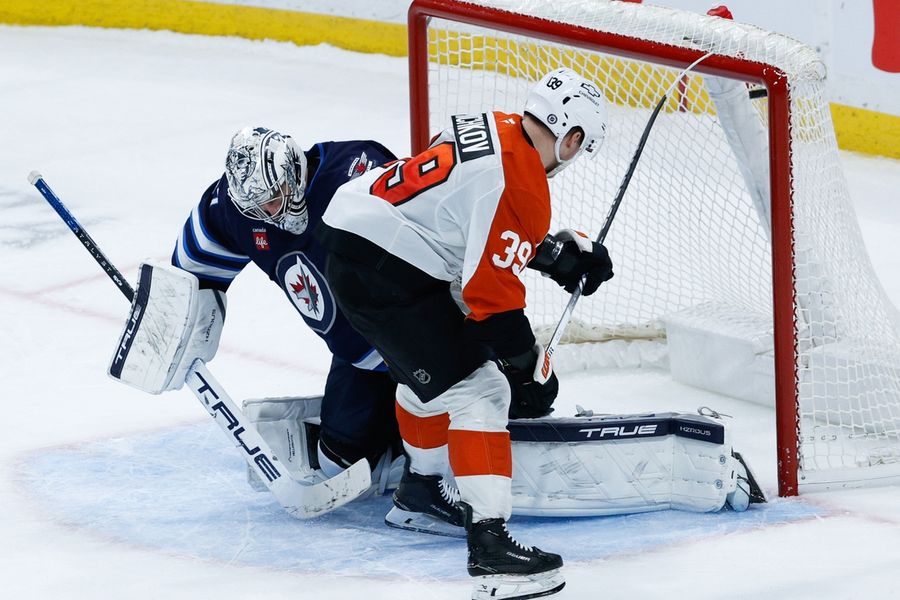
[242,395,323,489]
[509,412,740,516]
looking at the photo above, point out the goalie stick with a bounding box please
[540,53,713,376]
[28,171,371,518]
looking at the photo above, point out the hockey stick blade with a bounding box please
[187,361,371,518]
[29,171,370,518]
[541,52,713,373]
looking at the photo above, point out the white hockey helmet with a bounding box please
[524,68,608,176]
[225,126,309,234]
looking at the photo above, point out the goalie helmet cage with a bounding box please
[408,0,900,497]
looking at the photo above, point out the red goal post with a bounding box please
[407,0,900,497]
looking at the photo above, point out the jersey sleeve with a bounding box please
[171,178,251,291]
[459,114,551,357]
[460,115,551,323]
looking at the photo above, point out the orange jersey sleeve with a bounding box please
[462,113,552,322]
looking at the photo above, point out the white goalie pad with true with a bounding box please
[242,395,324,490]
[241,395,745,516]
[508,412,738,516]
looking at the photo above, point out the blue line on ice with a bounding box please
[20,422,824,580]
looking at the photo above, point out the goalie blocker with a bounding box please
[243,396,765,516]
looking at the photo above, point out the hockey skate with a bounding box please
[467,516,565,600]
[725,451,767,511]
[384,461,466,538]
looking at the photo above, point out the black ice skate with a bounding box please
[467,516,565,600]
[383,462,466,538]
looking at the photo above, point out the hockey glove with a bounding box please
[499,344,559,419]
[529,229,614,296]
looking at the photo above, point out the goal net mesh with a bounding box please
[414,0,900,488]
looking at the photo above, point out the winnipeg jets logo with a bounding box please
[289,261,321,316]
[347,151,373,178]
[276,252,336,333]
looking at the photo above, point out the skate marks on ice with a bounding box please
[0,185,107,250]
[16,422,825,580]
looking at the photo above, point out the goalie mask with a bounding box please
[525,68,608,177]
[225,127,309,234]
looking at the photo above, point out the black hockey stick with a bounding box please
[28,171,371,518]
[540,53,713,376]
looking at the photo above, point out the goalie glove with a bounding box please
[499,343,559,419]
[108,262,226,394]
[529,229,614,296]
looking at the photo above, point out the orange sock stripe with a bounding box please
[395,402,449,449]
[447,430,512,477]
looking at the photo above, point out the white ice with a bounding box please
[1,25,900,600]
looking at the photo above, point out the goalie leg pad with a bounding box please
[242,395,324,489]
[243,395,405,495]
[508,412,739,516]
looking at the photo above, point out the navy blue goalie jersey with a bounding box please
[172,140,396,370]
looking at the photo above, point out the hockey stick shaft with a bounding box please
[28,171,135,303]
[28,171,371,518]
[541,54,712,374]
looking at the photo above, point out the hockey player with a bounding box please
[117,126,402,485]
[318,68,614,599]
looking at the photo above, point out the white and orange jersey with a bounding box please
[321,111,551,323]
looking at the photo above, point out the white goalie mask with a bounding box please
[225,127,309,234]
[525,68,608,177]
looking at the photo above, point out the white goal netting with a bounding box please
[411,0,900,492]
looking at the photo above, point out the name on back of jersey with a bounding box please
[452,113,495,162]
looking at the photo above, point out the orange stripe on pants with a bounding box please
[448,429,512,477]
[395,402,449,449]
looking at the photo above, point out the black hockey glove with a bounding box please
[529,229,614,296]
[499,345,559,420]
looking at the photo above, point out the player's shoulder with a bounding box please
[200,175,252,233]
[198,174,231,217]
[316,140,397,170]
[491,111,531,149]
[308,140,396,190]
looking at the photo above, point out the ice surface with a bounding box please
[2,24,900,600]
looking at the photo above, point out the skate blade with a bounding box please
[471,569,565,600]
[384,507,466,539]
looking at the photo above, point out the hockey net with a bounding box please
[408,0,900,495]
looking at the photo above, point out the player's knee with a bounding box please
[443,361,511,431]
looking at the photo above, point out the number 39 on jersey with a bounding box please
[492,230,532,275]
